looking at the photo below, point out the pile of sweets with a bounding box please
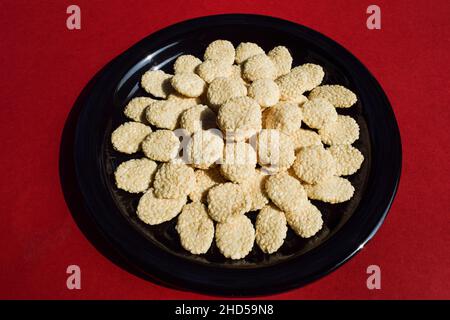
[111,40,363,259]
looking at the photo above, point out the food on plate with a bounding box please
[114,158,157,193]
[215,215,255,260]
[255,205,287,253]
[176,202,215,254]
[110,40,363,259]
[111,121,151,154]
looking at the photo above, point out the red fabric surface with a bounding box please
[0,0,449,300]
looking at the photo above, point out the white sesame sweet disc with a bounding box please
[207,77,247,111]
[248,79,280,108]
[256,129,295,172]
[319,115,360,145]
[204,40,235,65]
[235,42,265,64]
[145,100,193,130]
[255,205,287,253]
[309,85,357,108]
[176,202,214,254]
[304,176,355,203]
[174,55,202,74]
[207,182,250,222]
[238,169,269,211]
[196,59,233,83]
[328,144,364,176]
[152,163,195,199]
[179,104,216,134]
[289,128,322,152]
[275,71,309,102]
[290,63,325,92]
[265,172,308,214]
[242,54,277,81]
[114,158,157,193]
[171,73,206,98]
[301,98,338,129]
[220,142,257,183]
[268,46,292,77]
[141,69,173,98]
[284,201,323,238]
[263,101,302,134]
[136,188,187,225]
[215,215,255,260]
[111,122,151,154]
[141,130,180,162]
[186,130,224,169]
[124,97,156,123]
[292,146,337,184]
[217,96,262,141]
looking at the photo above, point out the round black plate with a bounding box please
[74,14,401,296]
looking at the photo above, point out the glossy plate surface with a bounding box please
[74,14,401,295]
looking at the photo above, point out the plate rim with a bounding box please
[73,13,402,296]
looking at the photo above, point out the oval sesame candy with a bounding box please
[328,144,364,176]
[179,104,216,134]
[207,77,247,111]
[242,54,277,81]
[114,158,157,193]
[145,100,193,130]
[204,40,235,65]
[152,163,195,199]
[142,130,180,162]
[220,142,257,183]
[171,73,206,98]
[186,130,224,169]
[255,205,287,253]
[301,98,338,129]
[319,115,360,145]
[284,201,323,238]
[176,202,214,254]
[265,172,308,213]
[275,71,310,102]
[196,59,233,83]
[304,176,355,203]
[268,46,293,77]
[309,85,357,108]
[289,128,322,152]
[141,69,173,98]
[263,101,302,134]
[123,97,155,123]
[290,63,324,91]
[215,215,255,259]
[292,145,337,184]
[207,182,251,222]
[217,96,262,141]
[257,129,295,172]
[136,188,186,225]
[111,121,151,154]
[173,55,202,74]
[248,79,280,107]
[239,169,270,211]
[235,42,265,64]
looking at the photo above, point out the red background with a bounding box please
[0,0,449,300]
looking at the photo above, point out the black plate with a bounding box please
[74,14,401,296]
